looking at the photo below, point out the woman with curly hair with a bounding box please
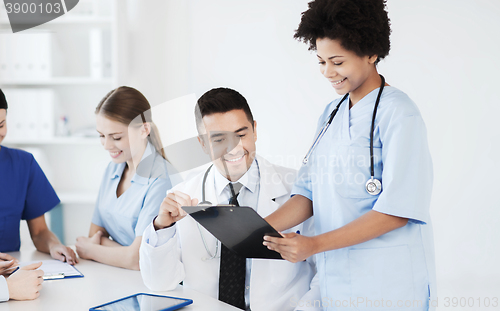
[264,0,435,310]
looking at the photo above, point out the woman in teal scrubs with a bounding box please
[75,86,177,270]
[264,1,435,310]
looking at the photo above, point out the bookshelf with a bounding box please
[0,0,120,244]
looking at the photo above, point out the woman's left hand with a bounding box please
[263,232,317,263]
[49,244,78,265]
[75,231,102,260]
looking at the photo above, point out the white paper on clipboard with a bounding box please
[19,260,83,280]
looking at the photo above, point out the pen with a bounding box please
[43,273,65,280]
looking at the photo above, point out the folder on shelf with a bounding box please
[37,89,55,139]
[89,28,103,79]
[19,260,83,280]
[33,32,52,80]
[0,34,9,80]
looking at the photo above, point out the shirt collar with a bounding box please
[213,158,259,197]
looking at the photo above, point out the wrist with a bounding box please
[311,233,330,255]
[310,235,321,255]
[153,216,175,231]
[48,242,60,253]
[314,230,340,254]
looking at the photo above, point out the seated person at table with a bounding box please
[76,86,178,270]
[139,88,319,311]
[0,89,78,265]
[1,259,44,302]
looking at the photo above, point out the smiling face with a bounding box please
[316,37,380,104]
[0,109,6,145]
[198,109,257,182]
[95,113,149,165]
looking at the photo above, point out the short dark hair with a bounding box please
[195,87,254,133]
[294,0,391,64]
[0,88,7,110]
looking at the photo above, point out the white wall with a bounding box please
[122,0,500,308]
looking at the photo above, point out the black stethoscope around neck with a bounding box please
[302,74,386,196]
[199,164,214,205]
[198,163,239,206]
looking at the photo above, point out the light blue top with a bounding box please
[92,142,176,246]
[293,86,435,310]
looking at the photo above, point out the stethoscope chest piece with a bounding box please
[365,177,382,196]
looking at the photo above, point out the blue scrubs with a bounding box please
[0,146,60,252]
[293,87,435,310]
[92,143,175,246]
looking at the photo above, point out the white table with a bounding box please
[0,246,239,311]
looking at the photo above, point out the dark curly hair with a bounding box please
[294,0,391,64]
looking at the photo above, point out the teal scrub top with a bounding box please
[92,142,175,246]
[293,86,435,310]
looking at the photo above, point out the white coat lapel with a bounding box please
[255,156,288,218]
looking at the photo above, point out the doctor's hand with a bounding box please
[263,232,317,263]
[75,231,102,260]
[154,191,199,230]
[49,243,78,265]
[0,253,19,276]
[7,262,44,300]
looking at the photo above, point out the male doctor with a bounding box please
[139,88,319,311]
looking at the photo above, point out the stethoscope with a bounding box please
[302,75,386,196]
[197,163,239,260]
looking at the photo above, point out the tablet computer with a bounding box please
[89,293,193,311]
[182,205,283,259]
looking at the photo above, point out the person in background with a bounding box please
[76,86,178,270]
[140,88,319,311]
[0,88,77,299]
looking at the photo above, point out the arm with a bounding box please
[265,194,313,232]
[26,215,78,264]
[87,223,121,247]
[140,191,197,291]
[264,210,407,263]
[139,223,185,291]
[76,235,142,270]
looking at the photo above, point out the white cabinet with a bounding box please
[0,0,121,244]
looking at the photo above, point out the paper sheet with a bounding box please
[19,260,83,279]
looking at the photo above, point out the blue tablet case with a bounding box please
[89,293,193,311]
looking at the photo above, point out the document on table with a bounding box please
[19,260,84,280]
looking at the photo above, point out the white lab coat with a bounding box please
[0,276,8,302]
[140,156,320,311]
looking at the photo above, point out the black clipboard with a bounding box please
[182,205,283,259]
